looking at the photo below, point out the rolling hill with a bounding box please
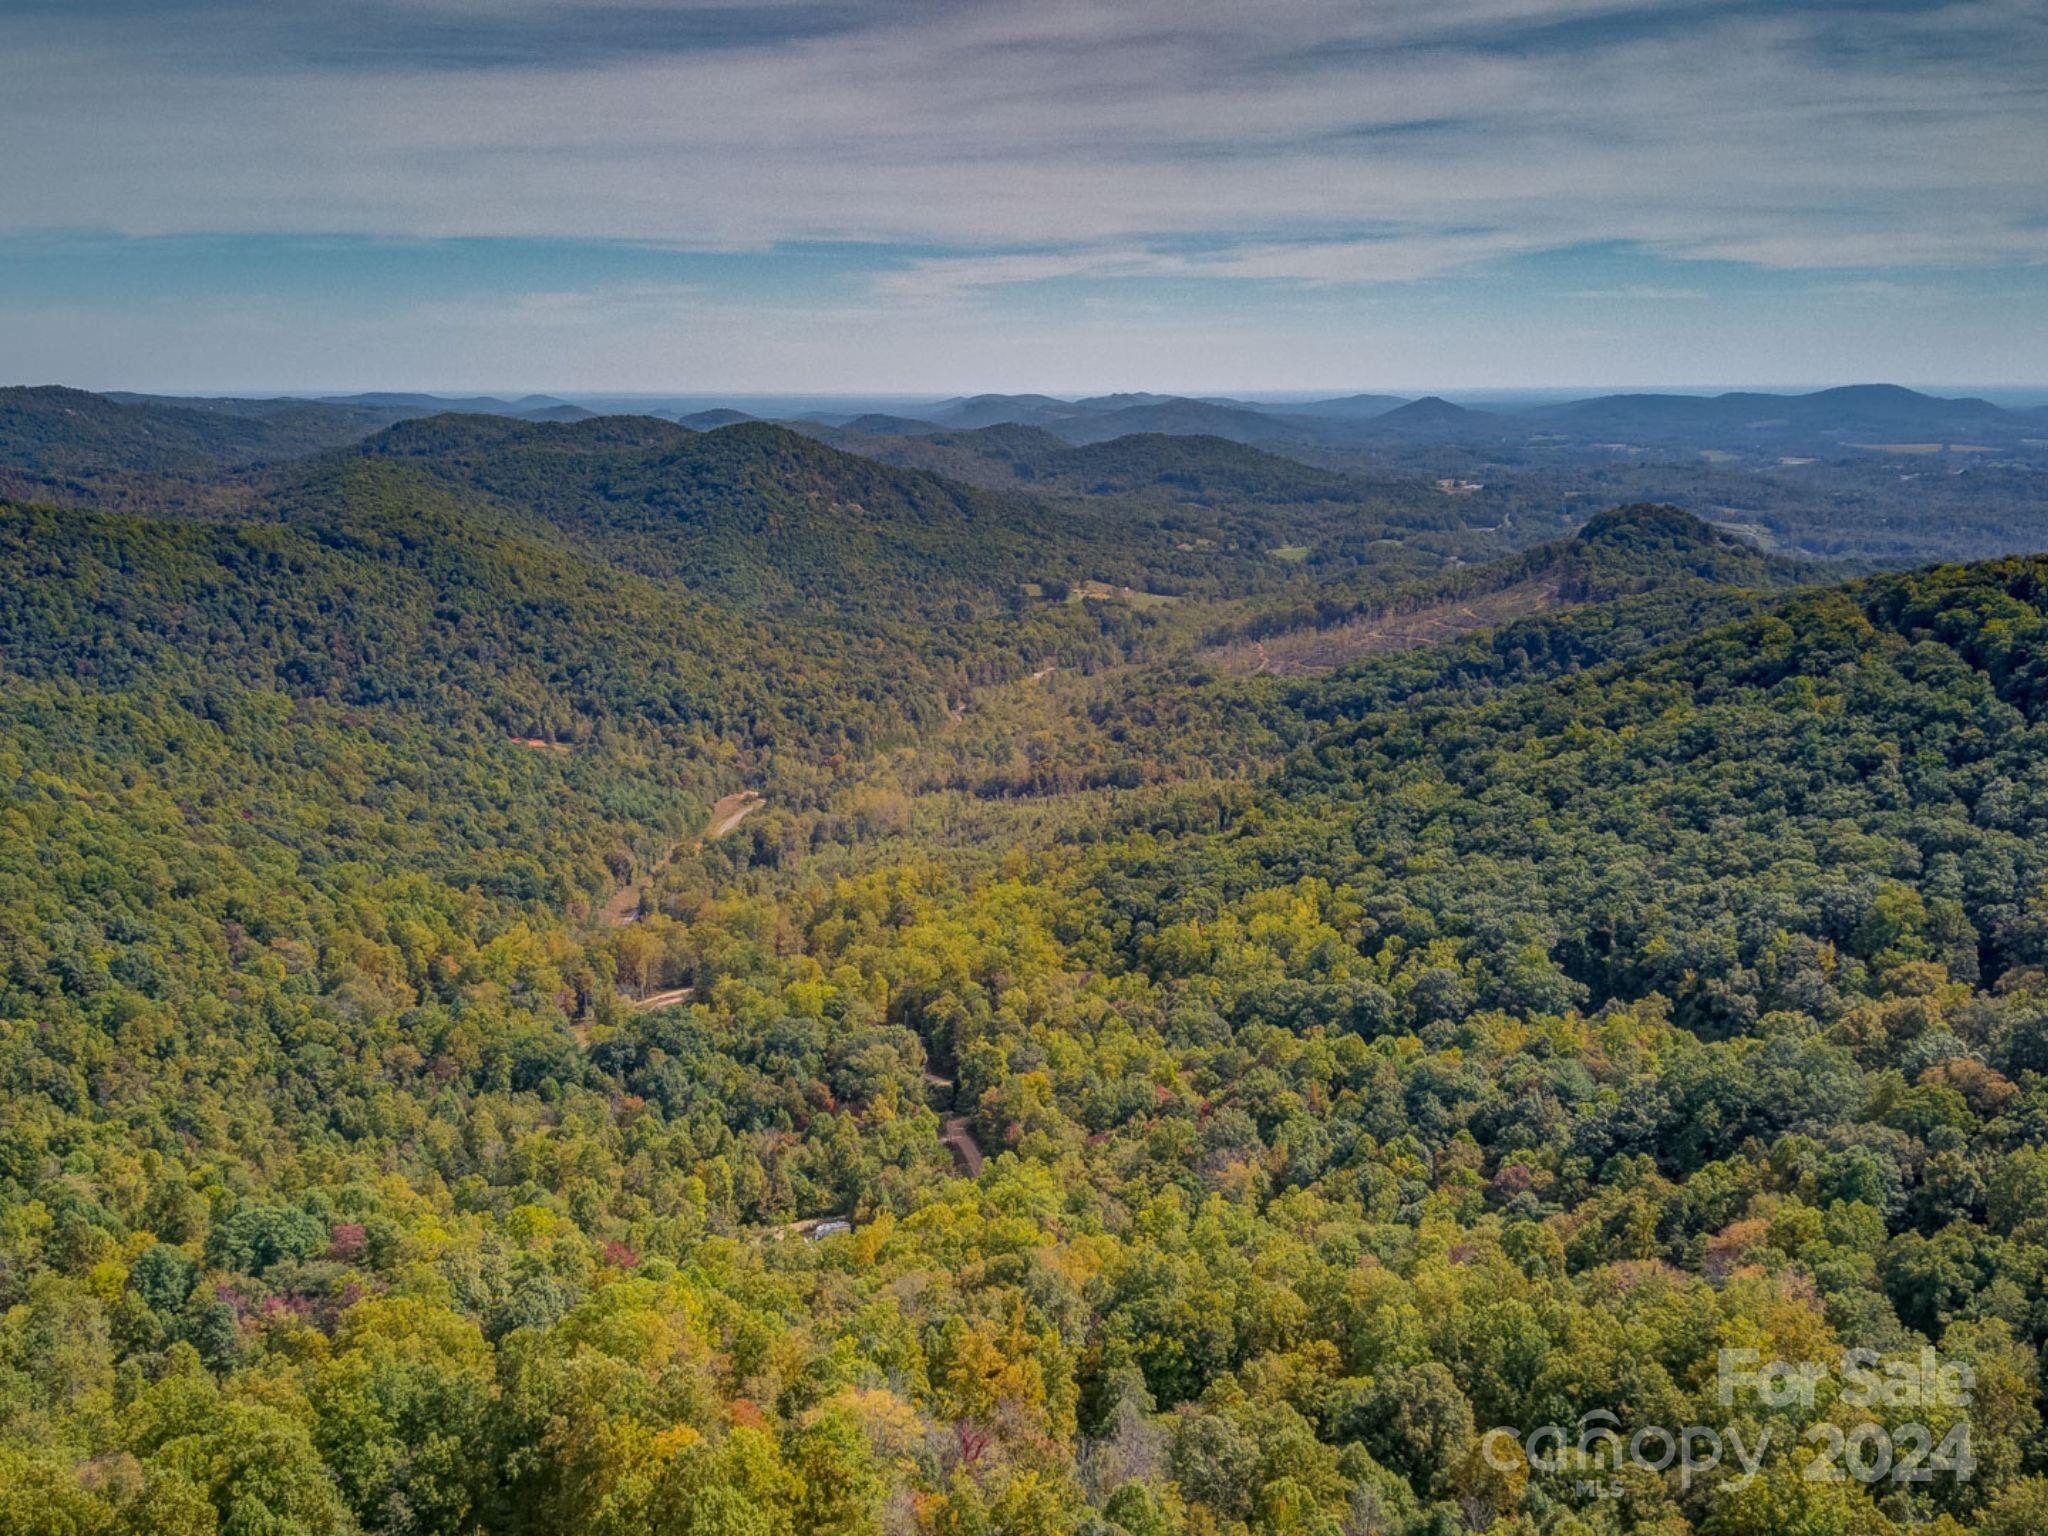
[822,412,946,436]
[350,412,1508,616]
[911,392,1364,448]
[838,425,1387,502]
[674,408,757,429]
[806,423,1528,592]
[230,383,2041,480]
[891,383,2046,458]
[0,386,406,508]
[355,414,1135,613]
[0,458,890,752]
[1043,397,1320,446]
[311,391,592,421]
[925,392,1078,428]
[1524,383,2020,446]
[1206,502,1814,673]
[8,370,2048,1536]
[1256,391,1412,418]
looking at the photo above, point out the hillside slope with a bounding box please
[360,415,1137,612]
[0,386,403,509]
[358,412,1498,613]
[1206,502,1814,669]
[0,456,1022,762]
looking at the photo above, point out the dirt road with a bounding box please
[921,1067,986,1176]
[634,986,693,1012]
[940,1116,985,1176]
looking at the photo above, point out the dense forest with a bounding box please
[3,392,2048,1536]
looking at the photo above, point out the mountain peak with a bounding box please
[1560,503,1811,592]
[1574,503,1728,549]
[1371,395,1490,432]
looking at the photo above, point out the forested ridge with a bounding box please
[3,403,2048,1536]
[0,387,415,515]
[359,415,1508,611]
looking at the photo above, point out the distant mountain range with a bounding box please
[1518,384,2015,442]
[7,383,2045,517]
[948,383,2048,450]
[917,385,2048,450]
[778,383,2048,458]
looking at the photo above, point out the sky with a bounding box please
[2,0,2044,395]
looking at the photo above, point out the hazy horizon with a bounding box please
[30,382,2048,412]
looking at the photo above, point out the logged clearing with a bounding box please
[1206,573,1569,677]
[600,790,765,926]
[599,880,650,928]
[703,790,765,840]
[1071,579,1178,610]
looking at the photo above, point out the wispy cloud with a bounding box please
[0,0,2042,386]
[6,0,2043,263]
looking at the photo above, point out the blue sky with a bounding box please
[2,0,2043,394]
